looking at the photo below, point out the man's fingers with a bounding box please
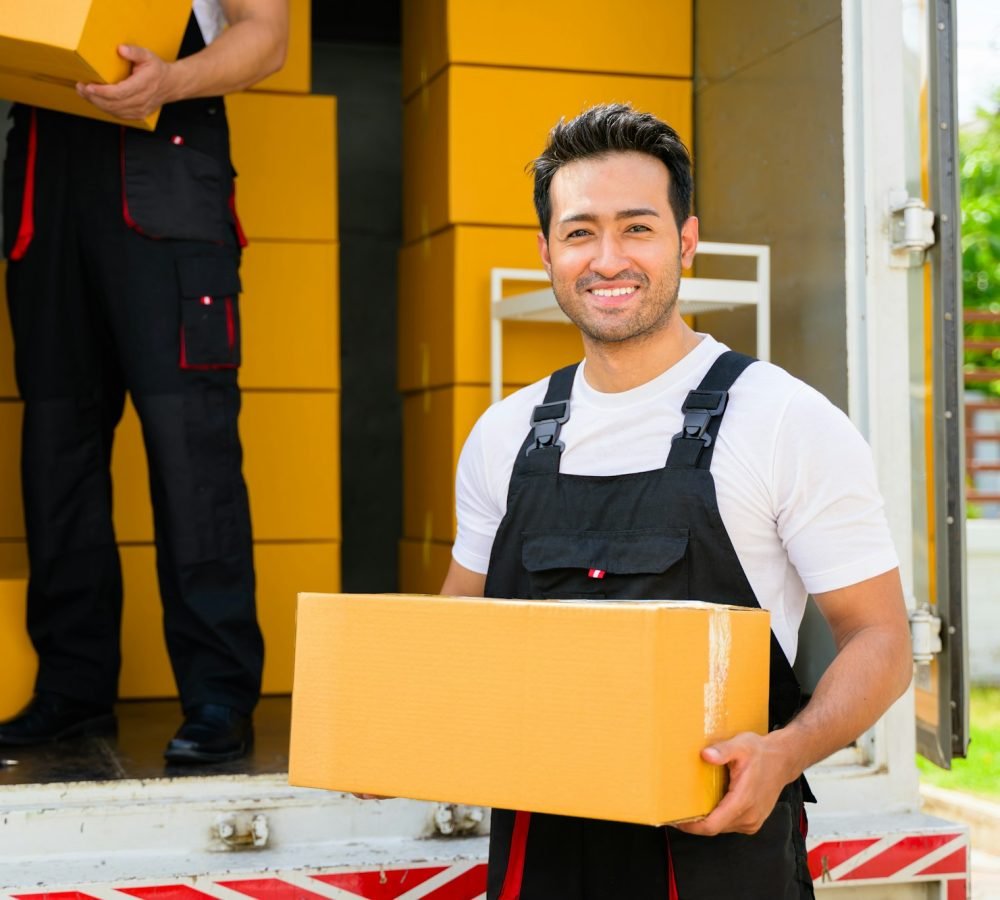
[118,44,154,63]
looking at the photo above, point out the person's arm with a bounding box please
[676,566,912,836]
[77,0,289,120]
[440,559,487,598]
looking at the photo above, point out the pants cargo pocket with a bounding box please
[177,252,242,370]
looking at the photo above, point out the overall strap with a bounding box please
[512,363,579,477]
[666,351,756,470]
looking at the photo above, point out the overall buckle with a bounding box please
[672,390,728,448]
[526,400,569,456]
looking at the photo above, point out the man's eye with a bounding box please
[566,229,591,239]
[626,224,651,233]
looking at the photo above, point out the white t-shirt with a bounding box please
[193,0,227,45]
[453,334,899,664]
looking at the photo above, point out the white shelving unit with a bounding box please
[489,241,770,403]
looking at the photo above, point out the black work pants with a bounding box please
[2,105,263,714]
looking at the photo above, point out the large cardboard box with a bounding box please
[402,66,692,242]
[402,0,693,98]
[290,593,770,825]
[398,226,582,392]
[0,0,191,129]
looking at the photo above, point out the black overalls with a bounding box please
[484,352,815,900]
[1,15,263,715]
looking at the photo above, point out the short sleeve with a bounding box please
[452,416,507,574]
[772,386,899,594]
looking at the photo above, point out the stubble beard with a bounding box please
[553,263,682,346]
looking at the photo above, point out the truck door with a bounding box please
[906,0,969,768]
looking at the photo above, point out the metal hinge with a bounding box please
[212,812,269,850]
[889,191,936,267]
[910,608,943,665]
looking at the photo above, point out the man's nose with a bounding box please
[589,234,630,276]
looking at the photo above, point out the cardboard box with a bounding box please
[398,226,582,391]
[402,66,692,241]
[290,593,770,825]
[0,0,191,129]
[227,92,338,242]
[402,0,692,98]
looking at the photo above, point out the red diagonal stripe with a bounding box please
[118,890,218,900]
[948,879,967,900]
[843,834,959,880]
[219,878,332,899]
[917,847,968,877]
[424,865,487,900]
[807,838,881,881]
[314,866,448,899]
[12,894,101,900]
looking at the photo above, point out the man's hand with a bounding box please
[77,45,175,121]
[674,732,795,836]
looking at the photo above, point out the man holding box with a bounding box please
[0,0,288,763]
[440,105,912,898]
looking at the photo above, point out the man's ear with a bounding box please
[680,216,699,270]
[537,231,552,278]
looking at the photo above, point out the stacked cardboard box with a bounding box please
[398,0,694,590]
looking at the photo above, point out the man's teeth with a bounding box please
[591,287,635,297]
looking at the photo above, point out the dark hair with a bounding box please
[529,103,693,236]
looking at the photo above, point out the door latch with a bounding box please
[889,191,936,266]
[910,607,943,665]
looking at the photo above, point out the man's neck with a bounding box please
[581,320,703,393]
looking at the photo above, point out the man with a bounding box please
[440,104,912,898]
[0,0,288,764]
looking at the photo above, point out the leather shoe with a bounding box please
[0,693,115,746]
[164,704,253,764]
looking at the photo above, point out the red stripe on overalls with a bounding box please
[228,185,248,248]
[9,107,38,261]
[665,831,679,900]
[498,810,531,899]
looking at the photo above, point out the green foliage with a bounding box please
[917,687,1000,798]
[961,90,1000,397]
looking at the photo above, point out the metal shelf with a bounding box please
[490,241,770,403]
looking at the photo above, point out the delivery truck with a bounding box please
[0,0,975,896]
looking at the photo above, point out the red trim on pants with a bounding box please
[9,108,38,260]
[120,127,149,237]
[228,186,248,248]
[665,830,679,900]
[498,811,531,899]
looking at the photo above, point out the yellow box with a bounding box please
[240,241,340,391]
[403,66,692,241]
[228,92,338,242]
[251,0,311,94]
[0,263,16,399]
[0,541,27,579]
[0,578,34,719]
[290,593,770,825]
[399,226,582,391]
[402,0,692,98]
[0,0,191,129]
[119,540,341,698]
[402,386,488,544]
[112,391,341,543]
[0,402,24,541]
[398,538,452,595]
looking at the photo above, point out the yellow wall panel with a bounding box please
[0,262,17,398]
[402,0,692,98]
[250,0,311,94]
[0,402,24,540]
[0,541,27,579]
[398,537,452,595]
[240,242,340,391]
[242,391,342,542]
[119,540,342,699]
[398,225,582,391]
[402,386,489,543]
[403,66,692,241]
[0,578,34,719]
[228,92,338,242]
[113,391,341,544]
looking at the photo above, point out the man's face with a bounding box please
[539,151,698,346]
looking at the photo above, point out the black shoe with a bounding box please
[163,704,253,764]
[0,693,116,746]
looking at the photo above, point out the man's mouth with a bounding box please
[589,286,637,298]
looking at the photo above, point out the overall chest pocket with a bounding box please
[521,528,689,600]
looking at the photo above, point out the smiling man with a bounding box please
[439,104,912,899]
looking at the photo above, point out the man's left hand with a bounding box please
[674,732,792,836]
[77,45,174,120]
